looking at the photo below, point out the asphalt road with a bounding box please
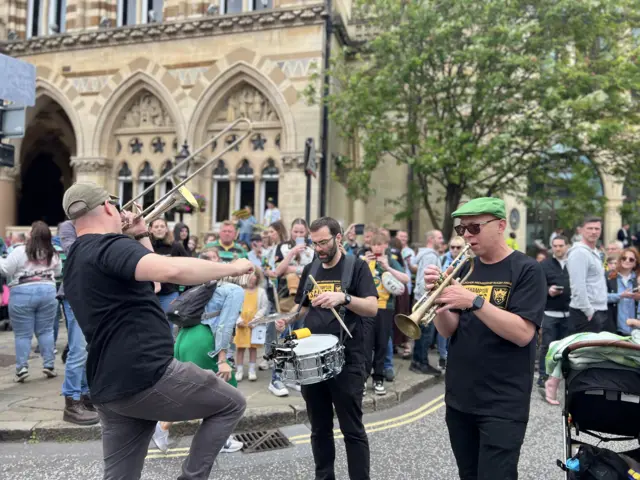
[0,383,633,480]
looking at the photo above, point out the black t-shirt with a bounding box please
[64,234,174,403]
[151,239,189,295]
[445,250,546,422]
[294,255,378,366]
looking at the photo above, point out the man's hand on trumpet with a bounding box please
[434,279,476,313]
[423,264,453,291]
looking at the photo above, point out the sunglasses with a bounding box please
[108,200,121,213]
[450,246,462,250]
[454,218,500,236]
[621,256,636,262]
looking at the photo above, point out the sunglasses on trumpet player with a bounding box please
[454,218,500,236]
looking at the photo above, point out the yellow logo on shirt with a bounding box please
[307,281,342,301]
[464,282,512,310]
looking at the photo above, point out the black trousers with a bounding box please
[301,363,370,480]
[363,309,393,382]
[568,308,608,335]
[538,314,569,377]
[445,406,528,480]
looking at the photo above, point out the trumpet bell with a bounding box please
[395,313,422,340]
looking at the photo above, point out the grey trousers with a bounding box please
[94,359,247,480]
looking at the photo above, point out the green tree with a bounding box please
[306,0,640,239]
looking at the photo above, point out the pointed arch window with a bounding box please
[48,0,67,34]
[138,161,156,211]
[117,0,137,26]
[236,159,255,212]
[27,0,44,38]
[212,160,231,224]
[160,160,174,197]
[260,159,279,223]
[117,162,133,207]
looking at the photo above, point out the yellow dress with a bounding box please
[234,288,260,349]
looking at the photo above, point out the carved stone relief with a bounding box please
[119,91,174,129]
[214,85,280,123]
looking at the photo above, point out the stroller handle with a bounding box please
[561,339,640,361]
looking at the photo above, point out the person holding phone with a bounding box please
[538,235,572,395]
[606,248,640,336]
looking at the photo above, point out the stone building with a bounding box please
[0,0,631,249]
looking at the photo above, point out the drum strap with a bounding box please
[304,254,357,346]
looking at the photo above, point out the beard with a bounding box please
[318,241,338,264]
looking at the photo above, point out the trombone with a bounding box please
[394,244,475,340]
[121,117,253,229]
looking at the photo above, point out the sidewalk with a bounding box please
[0,326,443,442]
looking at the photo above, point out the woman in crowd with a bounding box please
[234,269,269,381]
[0,221,61,382]
[149,219,190,312]
[606,247,640,335]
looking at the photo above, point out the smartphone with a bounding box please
[555,286,564,291]
[295,237,305,246]
[354,224,365,235]
[633,287,640,293]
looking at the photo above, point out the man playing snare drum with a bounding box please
[276,216,378,480]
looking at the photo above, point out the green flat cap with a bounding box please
[63,182,119,220]
[452,197,506,219]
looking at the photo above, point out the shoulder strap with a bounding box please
[341,254,357,294]
[303,257,323,292]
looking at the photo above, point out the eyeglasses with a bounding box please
[108,200,121,213]
[450,246,462,250]
[454,218,500,236]
[311,237,335,249]
[621,256,636,262]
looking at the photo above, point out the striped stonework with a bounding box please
[5,0,28,39]
[66,0,116,31]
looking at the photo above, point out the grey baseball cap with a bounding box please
[62,182,119,220]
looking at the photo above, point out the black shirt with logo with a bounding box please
[294,255,378,366]
[445,251,546,422]
[64,234,174,403]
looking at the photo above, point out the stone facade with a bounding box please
[0,0,629,248]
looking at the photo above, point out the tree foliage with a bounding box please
[305,0,640,239]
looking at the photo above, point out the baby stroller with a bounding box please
[553,337,640,479]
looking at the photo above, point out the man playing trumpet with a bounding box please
[423,197,546,480]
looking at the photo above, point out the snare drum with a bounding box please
[273,334,345,386]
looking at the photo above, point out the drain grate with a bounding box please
[235,429,292,453]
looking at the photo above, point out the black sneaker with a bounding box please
[43,367,57,378]
[438,358,447,369]
[373,380,386,395]
[536,376,547,388]
[423,364,442,377]
[14,367,29,383]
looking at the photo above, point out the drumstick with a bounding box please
[308,275,353,339]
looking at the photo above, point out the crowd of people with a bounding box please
[3,188,640,479]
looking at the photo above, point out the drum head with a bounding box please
[292,334,339,355]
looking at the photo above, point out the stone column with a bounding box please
[280,154,306,224]
[0,166,19,235]
[254,177,261,218]
[228,174,237,219]
[70,157,112,188]
[353,199,366,225]
[605,197,624,244]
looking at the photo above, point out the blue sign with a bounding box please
[0,54,36,107]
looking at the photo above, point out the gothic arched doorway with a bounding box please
[18,96,76,227]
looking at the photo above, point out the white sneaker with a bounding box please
[236,366,243,382]
[220,436,243,453]
[374,380,386,396]
[268,380,289,397]
[363,381,367,396]
[258,359,270,370]
[248,369,257,381]
[14,367,29,383]
[152,423,170,453]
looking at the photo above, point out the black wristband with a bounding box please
[133,232,150,241]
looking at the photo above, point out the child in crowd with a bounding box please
[234,269,269,381]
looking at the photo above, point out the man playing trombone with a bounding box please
[423,197,546,480]
[61,182,254,480]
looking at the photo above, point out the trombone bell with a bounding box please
[143,186,199,224]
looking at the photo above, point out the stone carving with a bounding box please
[130,138,143,154]
[151,137,166,153]
[71,157,112,173]
[216,85,279,123]
[251,133,266,151]
[121,92,174,129]
[281,155,305,172]
[3,6,326,56]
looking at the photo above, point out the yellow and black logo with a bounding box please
[464,282,512,310]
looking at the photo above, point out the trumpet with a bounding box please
[395,244,475,340]
[121,117,253,230]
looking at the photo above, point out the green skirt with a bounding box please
[174,324,237,388]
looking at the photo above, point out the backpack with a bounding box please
[563,444,630,480]
[302,254,363,340]
[166,281,218,328]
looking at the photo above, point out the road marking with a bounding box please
[146,394,445,460]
